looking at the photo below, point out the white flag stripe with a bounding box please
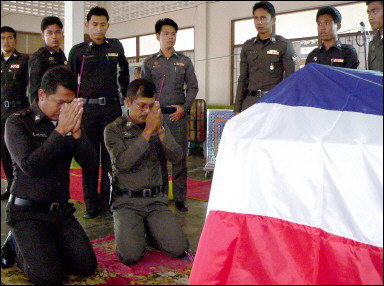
[208,103,383,247]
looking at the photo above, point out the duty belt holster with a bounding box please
[108,172,118,206]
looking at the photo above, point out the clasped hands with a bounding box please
[55,98,84,139]
[142,101,164,141]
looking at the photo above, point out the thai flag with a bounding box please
[189,64,383,285]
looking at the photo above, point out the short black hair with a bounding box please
[87,6,109,22]
[1,26,16,39]
[155,18,178,34]
[253,1,276,18]
[40,66,78,96]
[41,16,63,32]
[127,79,156,99]
[366,1,383,6]
[316,6,342,24]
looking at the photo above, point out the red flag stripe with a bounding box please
[189,210,383,285]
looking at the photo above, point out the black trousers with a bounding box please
[82,102,122,213]
[1,102,28,192]
[6,203,97,285]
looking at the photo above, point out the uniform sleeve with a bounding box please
[72,126,98,170]
[5,115,67,177]
[182,58,198,113]
[104,123,150,172]
[344,46,359,69]
[160,123,183,163]
[305,49,316,65]
[68,47,79,76]
[23,55,30,98]
[116,41,130,98]
[141,58,151,81]
[28,54,42,105]
[234,45,249,113]
[282,40,296,78]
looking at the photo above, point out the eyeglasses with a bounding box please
[132,100,155,111]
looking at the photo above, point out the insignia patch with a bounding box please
[174,62,185,67]
[126,122,132,127]
[331,58,344,63]
[152,62,161,68]
[64,61,67,65]
[32,133,48,137]
[107,53,118,57]
[314,57,318,62]
[50,51,54,55]
[10,64,20,69]
[35,115,41,121]
[123,131,135,139]
[267,50,280,55]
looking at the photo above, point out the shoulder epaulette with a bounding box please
[14,107,32,117]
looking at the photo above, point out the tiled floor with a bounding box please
[1,155,210,257]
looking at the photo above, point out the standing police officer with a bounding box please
[1,26,30,200]
[141,18,199,212]
[234,1,297,114]
[28,16,67,105]
[306,6,359,69]
[366,1,383,72]
[1,66,97,284]
[68,6,130,219]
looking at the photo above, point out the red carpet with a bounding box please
[1,234,192,285]
[1,166,212,203]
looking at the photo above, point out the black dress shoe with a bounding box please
[1,190,10,200]
[1,231,16,269]
[83,209,99,219]
[175,201,188,212]
[101,209,113,220]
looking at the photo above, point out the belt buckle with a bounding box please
[4,101,10,108]
[50,203,60,212]
[99,97,106,105]
[143,189,152,198]
[256,89,263,98]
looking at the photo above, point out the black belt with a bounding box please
[116,186,163,198]
[3,100,26,108]
[84,97,119,105]
[246,89,269,98]
[8,194,71,213]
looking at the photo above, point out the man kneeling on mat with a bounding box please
[104,79,193,264]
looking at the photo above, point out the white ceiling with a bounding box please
[1,1,200,23]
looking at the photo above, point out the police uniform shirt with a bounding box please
[68,39,130,99]
[28,46,67,104]
[234,33,296,113]
[1,50,30,103]
[141,50,199,113]
[4,101,97,203]
[104,114,182,191]
[305,40,359,69]
[368,31,383,72]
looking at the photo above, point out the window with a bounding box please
[120,27,195,63]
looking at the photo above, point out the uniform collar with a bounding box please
[44,45,64,55]
[30,101,49,124]
[86,38,110,48]
[122,113,137,130]
[253,32,277,45]
[156,49,179,59]
[320,40,342,51]
[1,49,19,60]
